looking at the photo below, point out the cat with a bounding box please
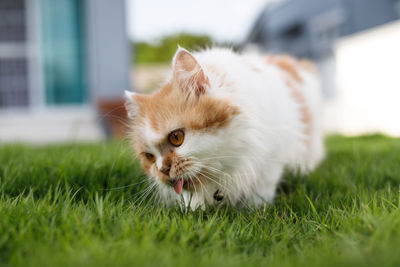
[125,47,324,209]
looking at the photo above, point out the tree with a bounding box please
[133,33,213,64]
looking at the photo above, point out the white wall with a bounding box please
[0,107,104,143]
[323,20,400,136]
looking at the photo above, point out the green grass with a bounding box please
[1,135,400,267]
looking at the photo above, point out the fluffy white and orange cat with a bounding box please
[125,47,324,209]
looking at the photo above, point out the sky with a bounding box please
[126,0,279,43]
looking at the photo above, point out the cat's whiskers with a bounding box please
[193,166,232,195]
[191,161,234,183]
[103,176,148,191]
[188,172,204,208]
[198,167,254,210]
[138,183,157,207]
[189,169,211,201]
[132,182,154,204]
[185,156,260,200]
[184,168,204,200]
[197,168,233,193]
[192,161,256,210]
[132,180,157,207]
[191,162,234,188]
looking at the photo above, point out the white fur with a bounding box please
[127,48,325,209]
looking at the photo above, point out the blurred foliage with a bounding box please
[133,33,214,64]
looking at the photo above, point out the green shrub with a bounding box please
[133,33,213,64]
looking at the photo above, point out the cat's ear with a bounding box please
[124,90,143,119]
[172,47,210,96]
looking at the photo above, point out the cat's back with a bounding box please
[194,49,314,118]
[194,48,284,104]
[194,48,307,99]
[195,48,324,170]
[195,48,321,118]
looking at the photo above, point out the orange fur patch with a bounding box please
[299,59,316,73]
[242,58,262,73]
[267,55,303,83]
[162,150,187,178]
[134,82,240,134]
[267,54,315,145]
[138,153,155,176]
[286,78,312,146]
[266,55,316,82]
[152,165,169,183]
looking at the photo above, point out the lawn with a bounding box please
[1,135,400,267]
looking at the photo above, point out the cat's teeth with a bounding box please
[174,179,183,195]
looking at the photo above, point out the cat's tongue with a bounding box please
[174,179,183,195]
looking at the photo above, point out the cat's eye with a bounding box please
[144,153,155,163]
[168,129,185,147]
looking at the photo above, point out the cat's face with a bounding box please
[125,48,241,196]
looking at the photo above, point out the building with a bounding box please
[246,0,400,98]
[247,0,400,59]
[245,0,400,136]
[325,20,400,136]
[0,0,130,142]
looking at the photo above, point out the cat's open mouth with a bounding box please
[168,178,224,201]
[172,179,184,194]
[168,178,197,195]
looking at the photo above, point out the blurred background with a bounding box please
[0,0,399,143]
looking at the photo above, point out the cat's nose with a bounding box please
[160,157,172,176]
[160,165,171,176]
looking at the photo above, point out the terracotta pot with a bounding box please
[97,98,128,139]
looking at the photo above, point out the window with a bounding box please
[0,0,28,108]
[0,58,28,107]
